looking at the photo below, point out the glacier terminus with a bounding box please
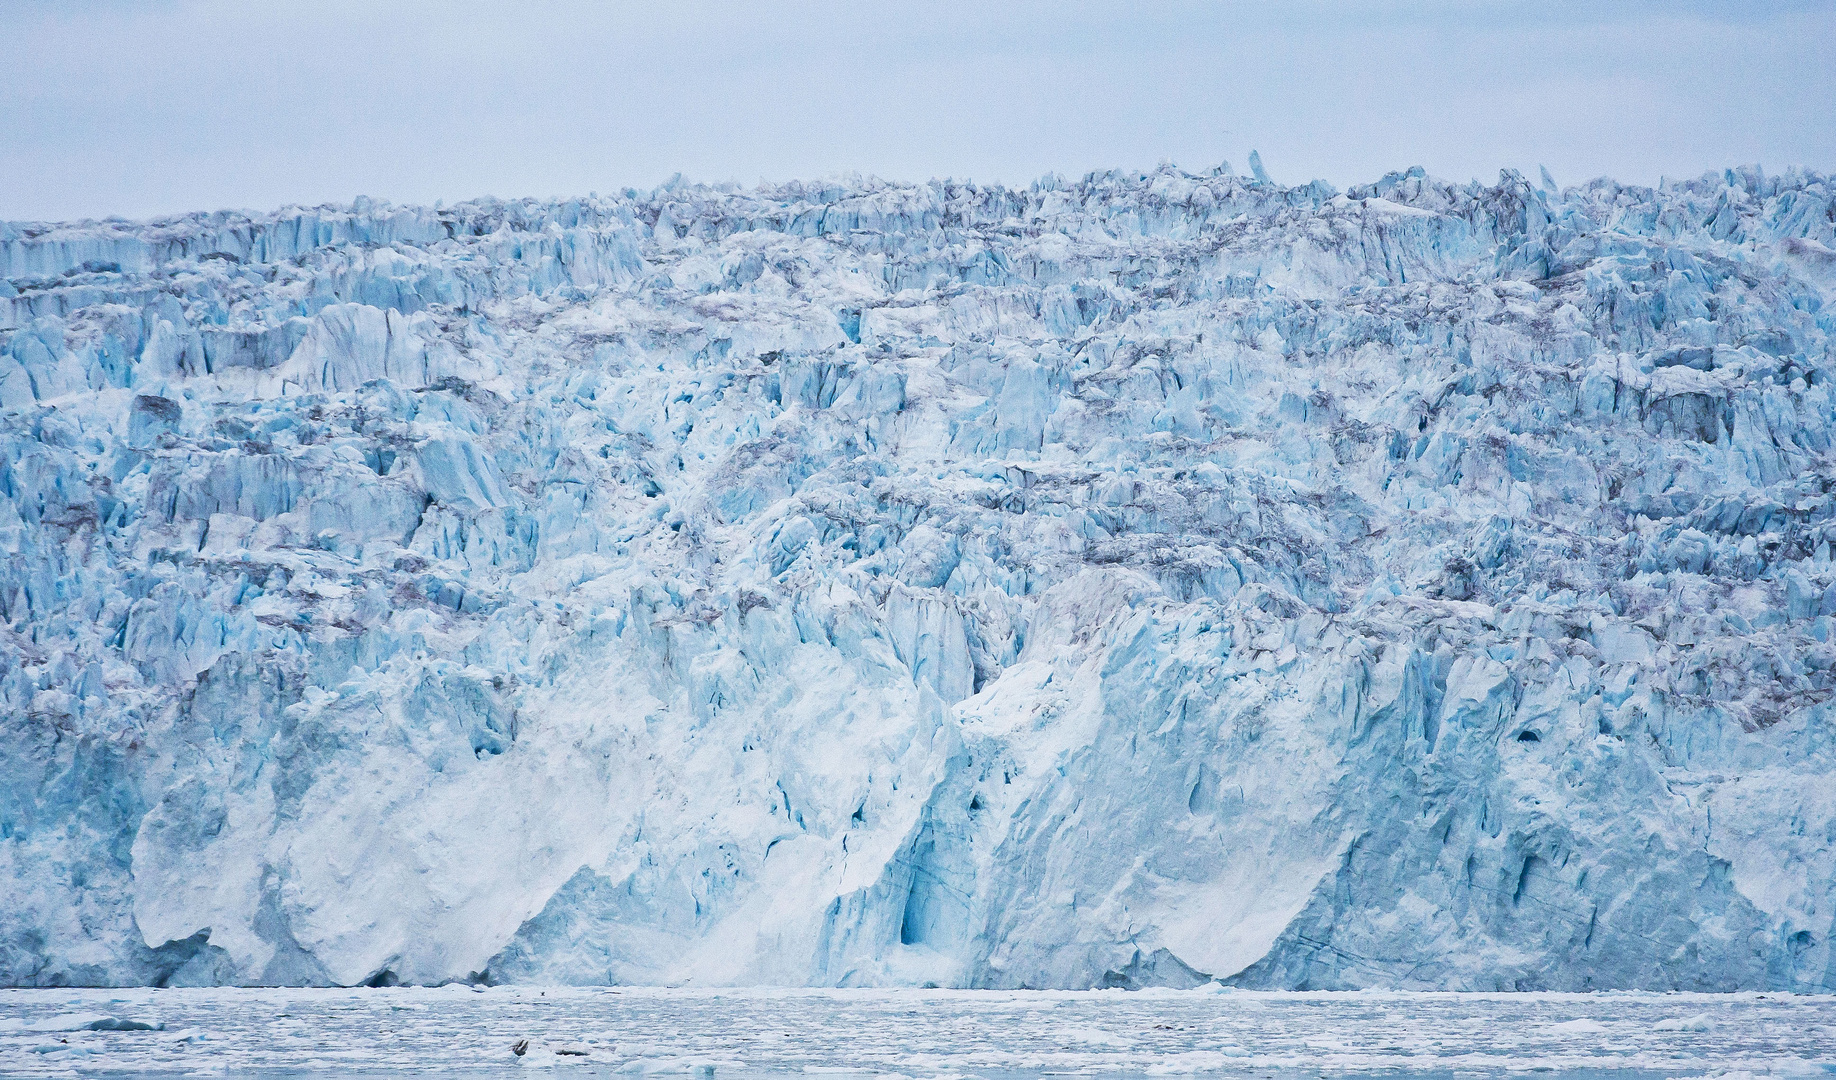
[2,164,1835,992]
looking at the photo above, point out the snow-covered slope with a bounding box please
[3,164,1835,990]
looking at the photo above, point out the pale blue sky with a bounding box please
[2,1,1832,221]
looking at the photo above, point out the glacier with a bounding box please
[1,164,1835,992]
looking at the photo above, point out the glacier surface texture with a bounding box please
[2,165,1836,991]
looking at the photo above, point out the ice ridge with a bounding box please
[2,164,1835,990]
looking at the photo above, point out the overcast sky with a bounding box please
[2,1,1832,222]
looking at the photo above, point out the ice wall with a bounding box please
[2,164,1835,990]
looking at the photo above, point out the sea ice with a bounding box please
[0,987,1824,1077]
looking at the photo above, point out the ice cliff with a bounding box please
[3,163,1836,991]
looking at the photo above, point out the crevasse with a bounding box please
[1,164,1834,991]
